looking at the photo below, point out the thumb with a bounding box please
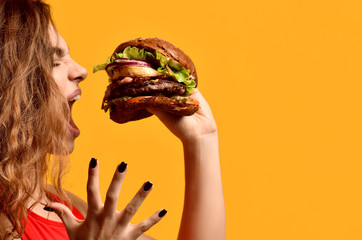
[46,202,78,230]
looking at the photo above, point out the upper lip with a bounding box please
[68,88,82,101]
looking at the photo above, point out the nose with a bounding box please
[69,59,88,83]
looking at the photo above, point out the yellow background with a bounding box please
[49,0,362,239]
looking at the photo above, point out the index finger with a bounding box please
[118,181,153,226]
[103,162,128,216]
[87,158,103,213]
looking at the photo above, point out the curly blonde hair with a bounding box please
[0,0,71,238]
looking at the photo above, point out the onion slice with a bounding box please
[107,65,163,80]
[105,58,152,73]
[114,58,151,67]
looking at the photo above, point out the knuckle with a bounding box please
[88,205,102,216]
[105,191,118,202]
[87,170,98,180]
[138,223,151,233]
[124,204,138,216]
[150,215,160,225]
[137,189,148,198]
[55,208,65,218]
[112,172,123,182]
[87,184,97,194]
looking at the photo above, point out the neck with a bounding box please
[27,186,63,223]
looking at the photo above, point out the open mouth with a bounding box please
[68,94,81,138]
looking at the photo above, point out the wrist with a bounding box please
[181,130,219,152]
[182,129,218,144]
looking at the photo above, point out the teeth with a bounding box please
[70,95,81,101]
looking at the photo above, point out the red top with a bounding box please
[22,194,84,240]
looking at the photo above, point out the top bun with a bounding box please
[112,37,198,85]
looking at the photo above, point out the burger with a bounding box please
[93,37,200,124]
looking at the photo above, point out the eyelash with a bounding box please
[53,62,61,67]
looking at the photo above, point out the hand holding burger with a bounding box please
[94,39,225,240]
[94,38,200,124]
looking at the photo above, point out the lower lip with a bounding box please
[68,120,80,138]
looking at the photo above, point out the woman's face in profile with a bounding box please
[49,26,88,153]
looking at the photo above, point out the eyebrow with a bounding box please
[53,46,69,57]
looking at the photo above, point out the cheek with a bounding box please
[52,68,68,97]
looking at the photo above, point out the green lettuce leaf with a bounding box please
[93,63,107,73]
[122,46,147,60]
[114,52,123,59]
[93,57,112,73]
[168,59,184,71]
[93,46,197,94]
[155,51,168,67]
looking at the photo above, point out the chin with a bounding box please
[66,121,80,154]
[67,141,75,154]
[65,131,76,154]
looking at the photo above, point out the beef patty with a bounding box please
[109,79,186,100]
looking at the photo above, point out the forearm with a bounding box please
[178,132,225,240]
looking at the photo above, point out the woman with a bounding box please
[0,0,225,239]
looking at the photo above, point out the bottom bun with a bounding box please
[109,96,200,124]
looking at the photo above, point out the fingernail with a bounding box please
[90,158,97,168]
[158,209,167,218]
[143,181,153,191]
[43,206,55,212]
[118,162,127,173]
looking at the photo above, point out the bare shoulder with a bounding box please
[65,189,87,217]
[45,185,87,217]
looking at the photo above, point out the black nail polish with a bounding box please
[143,181,153,191]
[43,206,55,212]
[90,158,97,168]
[118,162,127,173]
[158,209,167,218]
